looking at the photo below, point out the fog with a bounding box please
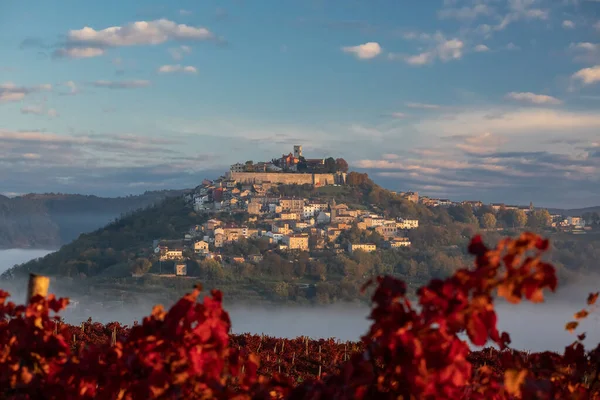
[2,249,600,352]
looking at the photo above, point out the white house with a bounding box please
[265,231,285,243]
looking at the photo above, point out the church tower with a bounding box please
[294,145,302,159]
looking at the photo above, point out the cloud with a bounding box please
[390,112,408,119]
[157,64,197,74]
[414,108,600,139]
[438,4,494,20]
[52,47,105,59]
[54,19,215,59]
[569,43,600,63]
[90,80,150,89]
[405,102,441,110]
[179,9,192,16]
[20,105,58,118]
[562,20,575,29]
[473,44,490,52]
[0,82,52,103]
[168,44,192,60]
[400,35,465,66]
[504,92,562,105]
[341,42,382,59]
[355,128,599,207]
[572,65,600,85]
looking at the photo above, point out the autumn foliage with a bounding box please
[1,232,600,399]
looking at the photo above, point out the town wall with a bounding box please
[228,172,345,186]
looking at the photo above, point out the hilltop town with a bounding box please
[146,145,597,278]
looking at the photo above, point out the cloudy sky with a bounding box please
[1,0,599,207]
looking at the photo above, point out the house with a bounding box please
[161,249,183,261]
[397,219,419,230]
[399,191,419,203]
[175,263,187,276]
[231,257,245,264]
[193,240,209,255]
[348,243,377,253]
[214,233,225,248]
[568,216,585,228]
[230,163,245,172]
[375,223,398,239]
[283,233,309,251]
[279,197,305,212]
[385,237,411,248]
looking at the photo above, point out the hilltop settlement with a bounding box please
[147,145,597,278]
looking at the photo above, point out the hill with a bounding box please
[2,172,598,306]
[0,190,189,249]
[547,206,600,217]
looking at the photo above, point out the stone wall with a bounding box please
[228,172,344,186]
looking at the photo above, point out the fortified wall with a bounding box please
[227,172,346,186]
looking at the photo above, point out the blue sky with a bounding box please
[1,0,599,208]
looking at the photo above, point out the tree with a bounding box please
[131,258,152,274]
[481,213,497,229]
[324,157,337,173]
[297,156,308,172]
[335,158,349,173]
[527,209,551,229]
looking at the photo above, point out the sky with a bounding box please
[0,0,599,208]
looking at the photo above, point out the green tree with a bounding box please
[131,258,152,274]
[324,157,337,173]
[481,213,497,229]
[527,209,551,229]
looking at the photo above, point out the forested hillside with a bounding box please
[0,190,188,249]
[3,174,598,306]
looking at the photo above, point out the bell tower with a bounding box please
[293,145,302,159]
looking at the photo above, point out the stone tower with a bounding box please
[294,145,302,159]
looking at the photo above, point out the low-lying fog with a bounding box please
[2,249,600,353]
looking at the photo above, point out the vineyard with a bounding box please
[1,232,600,399]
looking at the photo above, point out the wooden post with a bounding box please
[27,274,49,304]
[111,326,117,346]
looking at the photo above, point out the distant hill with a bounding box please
[0,190,190,249]
[546,206,600,217]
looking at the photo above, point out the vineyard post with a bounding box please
[26,273,49,304]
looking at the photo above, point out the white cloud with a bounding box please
[0,82,52,103]
[61,81,78,95]
[505,42,520,51]
[504,92,562,105]
[67,19,213,46]
[572,65,600,85]
[390,112,408,119]
[179,9,192,16]
[405,102,441,110]
[438,4,494,20]
[341,42,382,59]
[168,45,192,61]
[403,37,464,66]
[20,104,58,118]
[569,42,600,63]
[415,108,600,137]
[54,19,214,59]
[90,80,151,89]
[562,20,575,29]
[157,64,197,74]
[53,47,105,59]
[595,21,600,31]
[473,44,490,52]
